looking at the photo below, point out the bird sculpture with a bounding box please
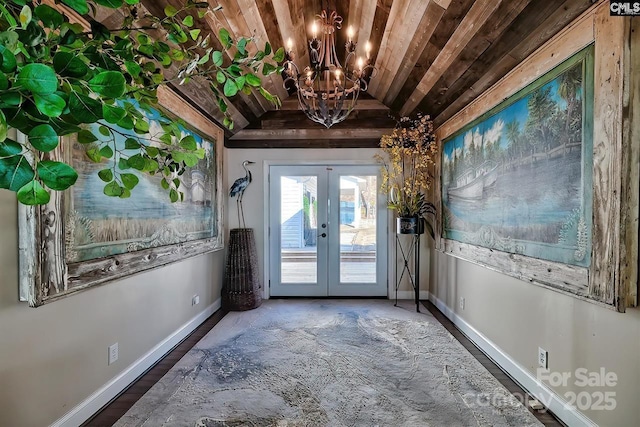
[229,160,255,228]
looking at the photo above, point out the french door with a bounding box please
[269,165,387,297]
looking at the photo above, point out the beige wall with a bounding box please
[0,188,225,426]
[429,251,640,426]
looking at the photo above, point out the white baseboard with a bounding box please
[429,294,597,427]
[51,299,221,427]
[393,290,430,300]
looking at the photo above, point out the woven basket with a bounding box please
[222,228,262,311]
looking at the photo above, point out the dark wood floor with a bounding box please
[84,301,564,426]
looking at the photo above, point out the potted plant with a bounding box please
[375,114,438,237]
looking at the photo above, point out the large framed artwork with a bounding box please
[441,48,594,268]
[19,88,224,307]
[435,3,640,313]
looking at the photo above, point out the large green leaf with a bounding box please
[164,5,178,17]
[102,104,127,124]
[97,168,113,182]
[89,71,126,98]
[0,140,23,157]
[99,145,114,159]
[68,92,103,123]
[219,28,232,49]
[126,154,145,170]
[29,124,59,152]
[124,137,140,149]
[17,179,50,205]
[103,181,123,197]
[246,73,261,87]
[77,129,98,144]
[17,63,58,94]
[124,60,141,77]
[0,73,8,91]
[37,160,78,190]
[34,4,64,29]
[223,78,238,97]
[179,135,197,151]
[0,45,17,73]
[121,173,139,190]
[212,50,223,67]
[0,153,34,191]
[34,93,66,117]
[262,62,277,76]
[61,0,89,15]
[53,52,89,78]
[273,47,285,63]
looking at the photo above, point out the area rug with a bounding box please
[116,300,541,426]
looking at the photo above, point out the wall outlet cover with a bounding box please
[538,347,548,369]
[108,343,119,365]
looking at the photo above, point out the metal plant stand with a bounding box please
[394,226,421,313]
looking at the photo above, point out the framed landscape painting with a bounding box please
[441,47,594,268]
[66,102,218,264]
[19,89,224,307]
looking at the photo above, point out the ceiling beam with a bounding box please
[389,0,475,112]
[235,0,290,101]
[400,0,503,116]
[430,0,594,126]
[272,0,309,73]
[382,0,447,106]
[365,0,394,76]
[225,138,382,149]
[368,0,430,99]
[419,0,532,112]
[252,109,396,130]
[350,0,377,63]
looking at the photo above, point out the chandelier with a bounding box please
[282,7,374,128]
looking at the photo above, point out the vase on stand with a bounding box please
[396,216,425,235]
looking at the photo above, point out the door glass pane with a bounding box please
[339,175,377,283]
[281,176,318,283]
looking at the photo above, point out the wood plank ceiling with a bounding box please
[139,0,596,147]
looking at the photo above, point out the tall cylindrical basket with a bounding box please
[222,228,262,311]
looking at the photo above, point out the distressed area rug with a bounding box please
[116,300,540,427]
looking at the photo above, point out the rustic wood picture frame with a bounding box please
[19,88,225,307]
[434,5,638,312]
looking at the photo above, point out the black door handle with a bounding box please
[319,233,327,238]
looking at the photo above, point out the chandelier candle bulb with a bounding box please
[312,22,318,39]
[347,26,354,42]
[286,38,293,52]
[365,41,372,59]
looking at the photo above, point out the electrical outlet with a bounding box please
[538,347,548,369]
[108,343,119,365]
[459,297,465,310]
[192,294,200,306]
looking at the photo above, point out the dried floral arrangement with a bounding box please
[375,114,438,236]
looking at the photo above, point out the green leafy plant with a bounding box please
[0,0,284,205]
[375,114,438,237]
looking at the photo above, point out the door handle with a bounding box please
[318,233,327,238]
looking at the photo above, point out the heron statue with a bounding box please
[229,160,255,228]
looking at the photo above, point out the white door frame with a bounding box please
[263,161,390,299]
